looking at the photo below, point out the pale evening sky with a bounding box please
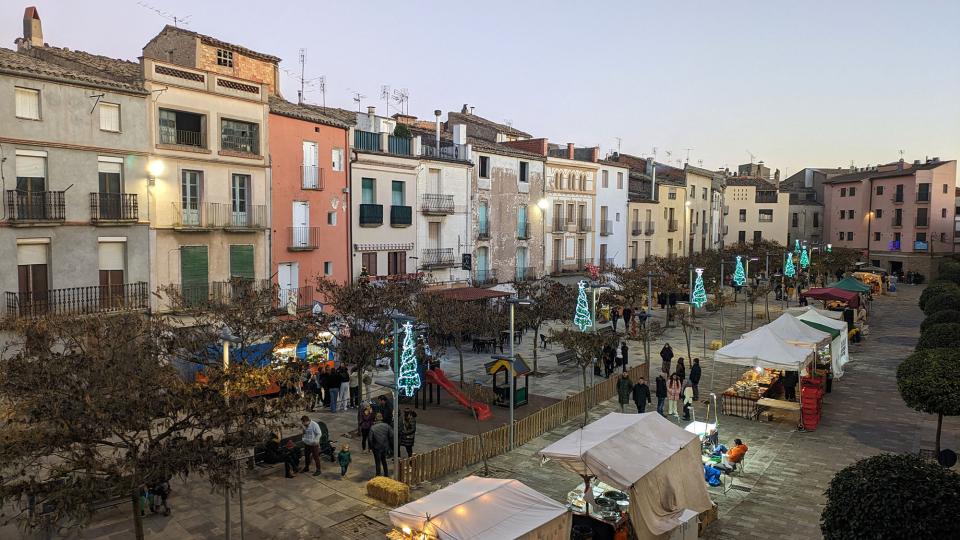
[3,0,958,176]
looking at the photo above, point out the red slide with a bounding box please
[425,368,492,421]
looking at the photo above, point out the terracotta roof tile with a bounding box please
[0,47,145,93]
[268,96,351,129]
[156,25,280,63]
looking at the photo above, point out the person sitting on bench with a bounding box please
[264,432,298,478]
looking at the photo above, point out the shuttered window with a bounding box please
[180,246,209,305]
[229,245,255,279]
[15,87,40,119]
[98,242,125,271]
[99,103,120,132]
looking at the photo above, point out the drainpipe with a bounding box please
[349,145,358,281]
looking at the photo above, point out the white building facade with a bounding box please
[595,160,630,268]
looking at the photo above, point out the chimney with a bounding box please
[23,6,43,48]
[591,147,599,163]
[566,143,575,160]
[452,124,466,145]
[898,158,904,171]
[367,106,376,130]
[433,109,441,154]
[461,104,469,114]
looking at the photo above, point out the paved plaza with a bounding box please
[4,284,956,539]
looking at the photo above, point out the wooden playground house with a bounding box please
[485,355,531,407]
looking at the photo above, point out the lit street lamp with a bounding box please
[388,311,416,480]
[503,297,534,450]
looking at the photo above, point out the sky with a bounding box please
[3,0,959,176]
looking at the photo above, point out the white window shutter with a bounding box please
[15,88,40,119]
[99,103,120,131]
[98,242,125,271]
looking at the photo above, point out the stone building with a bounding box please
[779,167,846,247]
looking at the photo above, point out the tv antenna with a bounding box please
[136,2,191,27]
[504,119,513,128]
[698,159,704,167]
[746,150,756,164]
[352,91,366,112]
[297,49,306,104]
[392,88,409,115]
[684,148,693,164]
[615,137,622,153]
[317,76,326,109]
[87,93,105,114]
[665,150,673,162]
[380,85,391,115]
[898,149,905,159]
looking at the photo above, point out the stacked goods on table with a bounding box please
[800,376,823,430]
[733,380,760,398]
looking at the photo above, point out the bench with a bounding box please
[556,350,576,367]
[251,434,303,471]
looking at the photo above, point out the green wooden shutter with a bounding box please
[180,246,209,305]
[229,245,255,279]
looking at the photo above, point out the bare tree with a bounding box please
[514,280,574,375]
[548,328,622,426]
[634,320,667,381]
[416,293,498,387]
[674,309,698,362]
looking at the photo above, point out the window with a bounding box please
[361,178,375,204]
[917,183,930,202]
[874,232,881,241]
[944,184,950,194]
[792,213,799,228]
[738,231,746,243]
[838,232,844,241]
[324,261,333,275]
[519,161,529,183]
[916,207,928,227]
[99,103,120,132]
[739,209,746,223]
[361,252,378,276]
[689,184,695,197]
[332,148,344,172]
[840,188,847,197]
[567,203,575,223]
[217,49,234,67]
[916,232,927,243]
[668,189,677,200]
[221,118,259,154]
[753,231,762,243]
[98,240,126,306]
[602,170,609,188]
[847,232,854,241]
[702,187,708,200]
[302,141,319,188]
[941,232,947,242]
[180,170,202,226]
[327,211,337,225]
[387,251,407,275]
[894,208,903,226]
[943,208,948,218]
[849,187,856,196]
[17,241,49,314]
[839,210,844,220]
[849,210,854,220]
[97,158,123,219]
[894,232,901,243]
[180,245,209,306]
[617,172,624,189]
[876,185,884,195]
[813,212,819,228]
[231,174,250,224]
[15,87,40,120]
[479,156,490,178]
[875,209,882,219]
[159,108,205,147]
[895,184,904,202]
[392,181,405,206]
[229,245,255,279]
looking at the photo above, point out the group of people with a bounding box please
[597,341,630,378]
[609,306,649,336]
[300,364,362,413]
[655,343,702,421]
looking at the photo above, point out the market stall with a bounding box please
[538,412,713,540]
[829,276,872,295]
[794,307,850,378]
[852,271,885,295]
[387,476,570,540]
[799,287,860,308]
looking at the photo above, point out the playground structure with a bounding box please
[423,368,493,421]
[484,355,531,408]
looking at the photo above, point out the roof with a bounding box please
[0,46,146,94]
[431,287,511,301]
[597,159,629,169]
[447,110,532,139]
[726,176,777,188]
[311,106,358,127]
[268,96,351,129]
[485,355,532,376]
[470,138,546,160]
[155,25,280,63]
[825,160,954,184]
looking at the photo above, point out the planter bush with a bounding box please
[920,310,960,332]
[916,322,960,351]
[923,288,960,316]
[919,281,960,312]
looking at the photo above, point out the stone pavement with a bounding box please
[5,285,955,539]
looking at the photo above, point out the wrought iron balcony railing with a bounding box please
[6,281,148,318]
[6,190,66,222]
[90,192,138,222]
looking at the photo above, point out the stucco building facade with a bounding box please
[595,160,630,269]
[723,177,789,246]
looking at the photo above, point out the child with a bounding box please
[337,444,352,478]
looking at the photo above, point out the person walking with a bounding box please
[681,381,694,421]
[616,373,633,412]
[632,376,651,413]
[307,368,322,411]
[369,413,393,478]
[676,358,686,383]
[667,374,682,418]
[660,344,674,375]
[620,342,629,371]
[623,307,633,333]
[323,367,339,412]
[337,366,351,411]
[655,374,668,416]
[300,415,324,476]
[337,444,352,478]
[399,409,417,457]
[690,358,702,400]
[359,403,375,452]
[349,368,360,408]
[611,306,621,331]
[603,346,614,378]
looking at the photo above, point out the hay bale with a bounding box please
[366,476,410,506]
[709,340,723,350]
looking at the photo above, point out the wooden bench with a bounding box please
[556,350,576,367]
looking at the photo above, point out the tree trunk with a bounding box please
[582,367,589,427]
[764,294,770,322]
[131,487,144,540]
[531,322,541,374]
[684,331,692,362]
[456,345,465,389]
[936,412,943,456]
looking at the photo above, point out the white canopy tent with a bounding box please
[786,305,842,320]
[388,476,571,540]
[538,413,712,540]
[714,326,814,371]
[744,314,831,349]
[794,306,850,377]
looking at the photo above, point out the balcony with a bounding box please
[421,248,455,268]
[892,194,904,204]
[388,136,412,156]
[288,226,320,251]
[631,223,642,236]
[90,193,138,223]
[517,222,531,240]
[667,220,679,232]
[172,202,207,229]
[755,191,778,204]
[277,285,315,313]
[178,279,272,308]
[916,191,930,203]
[420,194,455,215]
[6,282,149,318]
[600,220,613,236]
[421,142,465,160]
[515,266,536,282]
[645,221,656,235]
[208,203,268,230]
[5,190,66,224]
[301,165,325,190]
[475,268,497,287]
[390,205,413,227]
[478,220,491,240]
[359,203,384,227]
[159,128,206,149]
[354,130,381,152]
[577,218,592,233]
[220,133,259,155]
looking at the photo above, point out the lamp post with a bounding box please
[218,326,241,540]
[538,198,549,276]
[389,312,415,480]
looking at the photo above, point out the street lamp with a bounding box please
[504,297,534,450]
[218,325,241,540]
[387,311,416,480]
[537,198,549,275]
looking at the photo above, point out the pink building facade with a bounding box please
[824,158,956,278]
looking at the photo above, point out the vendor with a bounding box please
[724,439,748,468]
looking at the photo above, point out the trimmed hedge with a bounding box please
[920,310,960,332]
[923,288,960,316]
[919,281,960,312]
[916,323,960,351]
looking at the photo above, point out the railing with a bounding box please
[893,193,904,203]
[301,165,325,190]
[6,282,149,318]
[159,128,205,148]
[755,191,778,203]
[420,194,454,214]
[600,220,613,236]
[277,285,314,313]
[563,258,590,273]
[421,143,464,160]
[207,203,268,229]
[220,133,259,155]
[667,219,679,232]
[475,268,497,286]
[892,218,902,228]
[6,190,66,222]
[552,216,565,233]
[515,266,536,282]
[517,222,530,240]
[478,220,491,240]
[388,135,412,156]
[359,203,383,226]
[288,226,320,250]
[631,223,642,236]
[645,221,656,235]
[577,218,592,233]
[354,130,381,152]
[397,364,646,484]
[916,191,930,203]
[177,279,272,308]
[172,201,205,228]
[390,205,413,226]
[915,219,929,228]
[421,248,455,268]
[90,192,138,222]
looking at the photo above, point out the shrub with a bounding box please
[392,123,412,139]
[920,310,960,332]
[897,349,960,454]
[916,323,960,351]
[923,288,960,316]
[937,261,960,285]
[919,281,959,311]
[820,453,960,540]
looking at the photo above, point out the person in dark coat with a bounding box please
[611,306,621,332]
[399,409,417,457]
[675,357,686,383]
[377,395,394,427]
[616,373,633,412]
[655,375,668,416]
[783,370,799,401]
[660,344,674,374]
[620,342,629,371]
[263,432,297,478]
[632,377,652,413]
[690,358,702,400]
[622,307,633,331]
[658,292,667,309]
